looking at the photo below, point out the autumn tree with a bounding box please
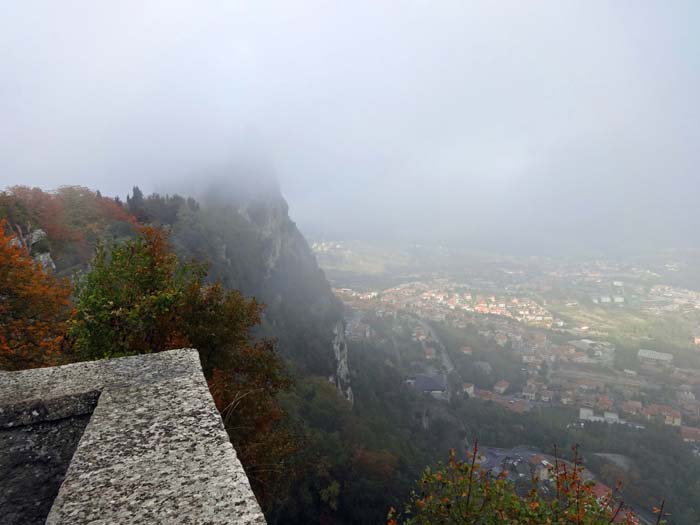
[0,220,72,370]
[390,443,649,525]
[2,186,69,243]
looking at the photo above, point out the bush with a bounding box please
[390,443,655,525]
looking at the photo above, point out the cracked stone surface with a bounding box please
[0,349,266,524]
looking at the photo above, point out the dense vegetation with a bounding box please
[0,219,71,370]
[392,445,642,525]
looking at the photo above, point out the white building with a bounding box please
[638,349,674,367]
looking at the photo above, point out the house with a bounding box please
[540,390,553,403]
[560,391,575,405]
[461,345,473,355]
[407,374,449,401]
[522,384,537,401]
[579,408,604,422]
[528,455,552,481]
[677,385,696,402]
[597,395,614,411]
[580,408,620,424]
[643,404,681,426]
[580,394,597,408]
[680,400,700,420]
[603,412,620,424]
[621,400,642,416]
[637,349,674,368]
[680,426,700,442]
[576,379,602,393]
[462,383,475,396]
[424,346,437,360]
[494,380,510,395]
[474,388,495,401]
[590,482,612,504]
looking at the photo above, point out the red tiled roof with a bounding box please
[681,426,700,442]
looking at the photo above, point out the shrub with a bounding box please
[389,443,655,525]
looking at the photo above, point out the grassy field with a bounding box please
[551,301,697,347]
[549,300,700,369]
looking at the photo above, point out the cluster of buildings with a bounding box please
[333,278,700,455]
[644,285,700,315]
[637,349,674,369]
[591,295,626,305]
[341,280,558,329]
[470,387,529,414]
[463,319,700,440]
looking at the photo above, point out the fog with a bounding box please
[2,1,699,253]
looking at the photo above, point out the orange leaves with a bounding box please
[0,219,72,370]
[2,185,138,247]
[95,193,136,224]
[208,367,234,412]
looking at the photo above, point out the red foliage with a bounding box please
[96,194,137,224]
[0,219,72,370]
[7,186,74,242]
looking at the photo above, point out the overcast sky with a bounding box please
[1,1,699,253]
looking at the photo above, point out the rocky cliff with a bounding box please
[0,181,351,399]
[8,226,56,272]
[170,184,347,384]
[332,320,353,405]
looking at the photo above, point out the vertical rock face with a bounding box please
[6,226,56,272]
[34,251,56,272]
[174,186,345,380]
[333,320,353,405]
[238,195,353,401]
[246,196,349,384]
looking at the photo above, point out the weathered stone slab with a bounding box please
[0,349,266,524]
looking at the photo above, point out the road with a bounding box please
[416,317,455,373]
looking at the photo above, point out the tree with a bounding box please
[0,220,72,370]
[69,226,198,358]
[1,186,137,273]
[126,185,147,222]
[390,443,647,525]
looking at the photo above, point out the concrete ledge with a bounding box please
[0,349,266,524]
